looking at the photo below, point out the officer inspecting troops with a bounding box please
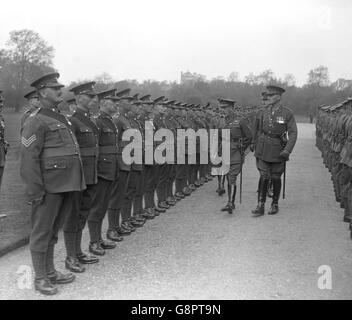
[20,72,86,295]
[252,85,298,217]
[218,99,252,214]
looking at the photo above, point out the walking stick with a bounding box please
[283,160,286,200]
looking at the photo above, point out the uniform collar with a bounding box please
[99,111,113,119]
[75,106,90,117]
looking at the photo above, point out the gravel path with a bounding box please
[0,123,351,300]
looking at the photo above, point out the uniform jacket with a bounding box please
[94,111,119,181]
[254,105,297,163]
[20,107,86,201]
[0,114,7,167]
[70,108,99,185]
[113,113,132,171]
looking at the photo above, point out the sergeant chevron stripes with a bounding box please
[21,134,37,147]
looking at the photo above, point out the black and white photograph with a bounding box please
[0,0,351,303]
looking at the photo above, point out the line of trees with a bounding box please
[1,29,351,115]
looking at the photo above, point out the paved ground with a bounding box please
[0,123,351,300]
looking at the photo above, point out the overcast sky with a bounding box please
[1,0,352,86]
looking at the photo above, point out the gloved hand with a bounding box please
[279,150,290,161]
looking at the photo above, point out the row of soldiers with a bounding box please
[316,98,352,239]
[19,72,259,295]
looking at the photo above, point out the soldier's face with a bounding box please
[266,94,281,106]
[88,95,99,114]
[43,87,63,105]
[29,98,40,108]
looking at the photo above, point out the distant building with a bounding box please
[180,71,207,85]
[331,78,352,92]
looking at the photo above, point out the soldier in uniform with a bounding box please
[20,73,85,295]
[218,99,252,214]
[106,89,144,240]
[66,97,77,115]
[0,92,9,194]
[21,90,41,128]
[86,88,119,256]
[252,85,298,217]
[63,82,100,273]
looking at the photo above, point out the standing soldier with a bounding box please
[63,82,100,273]
[252,85,298,217]
[21,90,41,128]
[87,89,119,255]
[0,92,9,194]
[218,99,252,214]
[20,73,85,295]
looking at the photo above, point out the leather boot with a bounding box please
[34,278,58,295]
[65,257,86,273]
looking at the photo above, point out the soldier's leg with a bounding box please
[129,169,145,227]
[76,184,100,263]
[221,163,240,213]
[157,164,169,207]
[0,166,4,192]
[88,178,116,254]
[133,168,146,218]
[166,164,177,204]
[29,193,64,284]
[267,162,286,215]
[47,192,79,283]
[252,159,271,216]
[121,171,135,229]
[345,184,352,223]
[62,191,86,273]
[144,165,157,209]
[108,170,131,236]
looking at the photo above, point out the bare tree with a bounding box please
[4,29,54,110]
[307,65,330,87]
[283,73,296,87]
[228,71,239,82]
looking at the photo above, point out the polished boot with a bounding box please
[99,239,117,250]
[221,202,234,214]
[34,278,58,295]
[129,217,145,228]
[107,229,124,242]
[76,253,99,264]
[189,184,197,191]
[65,257,86,273]
[48,271,75,285]
[166,197,176,206]
[154,206,165,214]
[268,203,279,215]
[122,221,135,232]
[182,187,192,196]
[134,214,147,223]
[116,226,132,236]
[89,242,105,256]
[252,202,265,217]
[141,208,155,219]
[175,192,185,200]
[158,201,170,209]
[268,178,281,215]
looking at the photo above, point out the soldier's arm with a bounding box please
[284,111,298,154]
[240,120,253,149]
[20,117,45,201]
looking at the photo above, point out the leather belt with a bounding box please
[262,132,281,139]
[42,146,79,158]
[99,145,118,154]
